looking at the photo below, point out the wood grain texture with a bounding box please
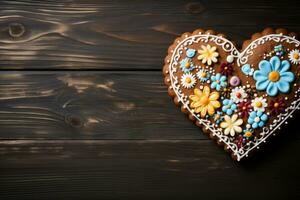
[0,139,300,200]
[0,71,204,139]
[0,0,300,69]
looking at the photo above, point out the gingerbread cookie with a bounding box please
[163,28,300,161]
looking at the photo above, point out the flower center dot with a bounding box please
[245,131,252,137]
[185,62,190,68]
[293,53,299,59]
[185,77,192,83]
[236,92,241,98]
[206,52,212,58]
[255,101,262,108]
[268,71,280,82]
[254,117,260,123]
[200,96,209,105]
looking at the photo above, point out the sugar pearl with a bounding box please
[226,55,234,63]
[229,76,240,86]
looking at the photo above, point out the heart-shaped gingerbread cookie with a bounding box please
[163,28,300,161]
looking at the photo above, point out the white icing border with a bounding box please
[168,33,300,161]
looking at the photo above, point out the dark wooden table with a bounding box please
[0,0,300,199]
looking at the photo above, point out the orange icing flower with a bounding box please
[189,86,221,118]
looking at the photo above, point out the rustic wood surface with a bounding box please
[0,0,300,199]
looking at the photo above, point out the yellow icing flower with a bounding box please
[220,114,243,137]
[189,86,221,118]
[197,44,219,65]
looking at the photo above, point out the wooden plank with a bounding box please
[0,71,204,139]
[0,0,300,69]
[0,139,299,199]
[0,71,299,140]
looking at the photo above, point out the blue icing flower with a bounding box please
[253,56,295,96]
[242,64,254,76]
[197,68,210,82]
[186,49,196,58]
[222,99,237,115]
[213,111,223,124]
[180,58,195,73]
[274,44,285,56]
[242,64,250,74]
[210,73,227,91]
[247,111,268,129]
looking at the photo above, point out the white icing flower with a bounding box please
[251,96,267,112]
[181,73,196,89]
[288,49,300,64]
[220,114,243,136]
[197,45,219,65]
[230,87,247,103]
